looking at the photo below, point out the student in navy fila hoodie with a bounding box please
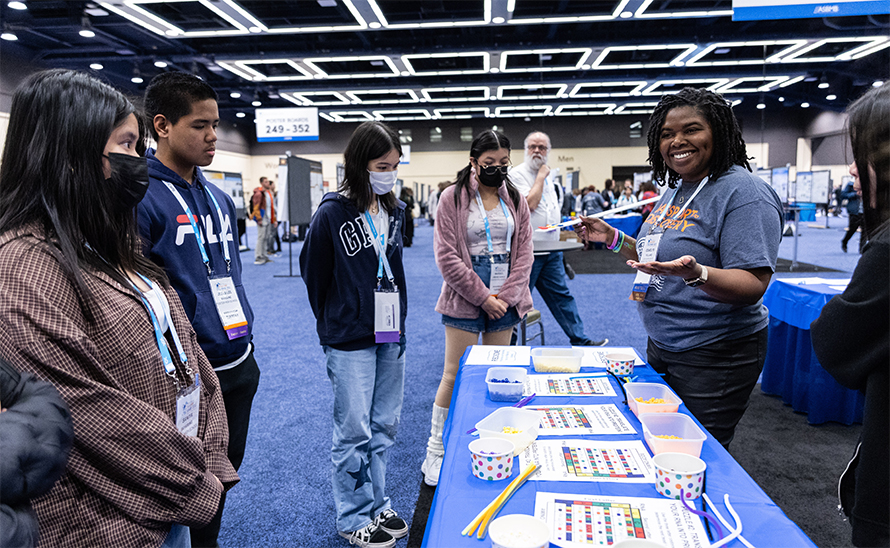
[300,121,409,548]
[138,72,260,548]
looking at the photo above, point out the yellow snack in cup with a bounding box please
[654,434,683,439]
[502,426,521,434]
[635,397,668,404]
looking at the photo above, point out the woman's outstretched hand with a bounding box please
[627,254,700,279]
[574,215,614,244]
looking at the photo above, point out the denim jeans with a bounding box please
[528,251,588,344]
[162,524,191,548]
[442,254,521,333]
[324,343,406,533]
[646,327,768,449]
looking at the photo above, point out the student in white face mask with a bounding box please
[300,120,409,548]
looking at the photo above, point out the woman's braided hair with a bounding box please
[647,87,751,188]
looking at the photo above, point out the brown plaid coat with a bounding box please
[0,228,238,548]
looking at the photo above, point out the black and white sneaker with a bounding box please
[579,338,609,346]
[339,522,395,548]
[374,509,409,539]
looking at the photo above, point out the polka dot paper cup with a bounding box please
[605,353,635,376]
[653,452,706,500]
[469,438,514,482]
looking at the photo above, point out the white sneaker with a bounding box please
[421,451,444,487]
[339,522,395,548]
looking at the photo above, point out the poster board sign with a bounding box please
[255,107,319,142]
[771,166,790,203]
[204,170,245,218]
[795,171,813,203]
[757,168,772,186]
[811,170,831,205]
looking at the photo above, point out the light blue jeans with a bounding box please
[324,342,406,533]
[161,524,191,548]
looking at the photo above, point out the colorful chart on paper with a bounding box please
[518,440,654,483]
[534,492,710,548]
[528,404,635,436]
[525,374,617,397]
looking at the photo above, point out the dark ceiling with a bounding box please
[2,0,888,125]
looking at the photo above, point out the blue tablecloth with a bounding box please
[604,213,643,237]
[761,280,864,425]
[421,348,816,547]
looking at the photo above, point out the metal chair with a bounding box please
[517,308,544,346]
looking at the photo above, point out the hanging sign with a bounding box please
[255,108,319,142]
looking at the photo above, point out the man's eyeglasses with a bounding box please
[527,144,549,152]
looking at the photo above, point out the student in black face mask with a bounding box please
[419,129,535,487]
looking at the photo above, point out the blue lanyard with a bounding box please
[129,275,190,379]
[474,190,513,256]
[164,182,231,275]
[362,210,396,286]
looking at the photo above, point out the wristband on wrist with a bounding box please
[612,231,625,253]
[608,228,621,250]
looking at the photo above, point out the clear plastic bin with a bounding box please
[475,407,543,456]
[531,347,583,373]
[639,413,707,457]
[486,367,527,402]
[625,383,682,418]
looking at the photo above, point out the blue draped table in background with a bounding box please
[761,279,864,425]
[421,346,816,547]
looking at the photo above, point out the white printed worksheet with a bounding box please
[526,404,635,436]
[517,439,654,483]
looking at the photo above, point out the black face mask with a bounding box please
[105,153,149,210]
[477,164,509,187]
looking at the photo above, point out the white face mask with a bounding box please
[368,169,398,195]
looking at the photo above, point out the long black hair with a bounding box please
[453,129,522,209]
[847,84,890,239]
[341,121,402,213]
[647,87,751,188]
[0,69,167,315]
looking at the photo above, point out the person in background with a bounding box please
[510,131,608,346]
[572,188,583,215]
[0,68,237,547]
[139,71,259,548]
[581,185,607,216]
[420,130,533,488]
[300,121,409,548]
[400,186,415,247]
[840,179,864,253]
[0,356,73,548]
[637,180,660,225]
[427,181,445,227]
[812,83,889,548]
[601,178,616,210]
[575,87,783,449]
[615,185,638,213]
[266,180,282,256]
[250,176,276,264]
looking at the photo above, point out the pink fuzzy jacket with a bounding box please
[434,174,534,319]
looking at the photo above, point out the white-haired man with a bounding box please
[509,131,607,346]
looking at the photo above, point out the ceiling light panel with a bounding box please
[372,109,432,121]
[569,81,648,97]
[497,84,568,100]
[345,90,420,105]
[716,76,796,93]
[432,107,492,119]
[321,111,375,123]
[237,0,358,30]
[217,60,312,81]
[422,87,491,102]
[370,0,490,29]
[494,105,553,117]
[280,91,351,106]
[500,48,593,73]
[118,0,249,36]
[634,0,733,19]
[402,53,490,76]
[642,78,729,95]
[554,104,618,116]
[684,40,808,66]
[592,45,697,69]
[303,56,400,79]
[509,0,629,23]
[612,102,659,114]
[782,37,889,63]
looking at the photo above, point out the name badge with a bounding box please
[374,290,400,343]
[489,262,509,296]
[630,232,662,302]
[209,277,248,340]
[175,372,200,437]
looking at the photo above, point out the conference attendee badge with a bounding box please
[630,232,663,302]
[374,290,400,343]
[175,372,201,437]
[489,263,509,296]
[209,277,249,340]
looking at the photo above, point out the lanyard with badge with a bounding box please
[362,208,400,343]
[164,182,249,340]
[128,274,201,437]
[473,190,513,295]
[630,176,709,301]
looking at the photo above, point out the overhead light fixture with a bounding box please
[230,91,242,98]
[1,31,17,41]
[8,1,27,10]
[236,112,246,118]
[131,76,143,84]
[90,63,103,70]
[874,80,884,87]
[154,60,168,68]
[369,22,381,29]
[620,11,633,18]
[492,17,505,24]
[252,100,262,107]
[779,97,785,102]
[757,103,766,109]
[826,94,837,100]
[818,81,829,89]
[79,16,96,38]
[801,102,810,108]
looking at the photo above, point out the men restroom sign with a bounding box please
[255,108,319,142]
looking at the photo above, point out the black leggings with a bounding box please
[646,327,768,450]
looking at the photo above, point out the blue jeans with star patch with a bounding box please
[324,342,406,533]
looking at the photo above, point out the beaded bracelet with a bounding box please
[612,231,625,253]
[608,228,620,250]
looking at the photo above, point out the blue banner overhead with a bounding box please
[733,0,890,21]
